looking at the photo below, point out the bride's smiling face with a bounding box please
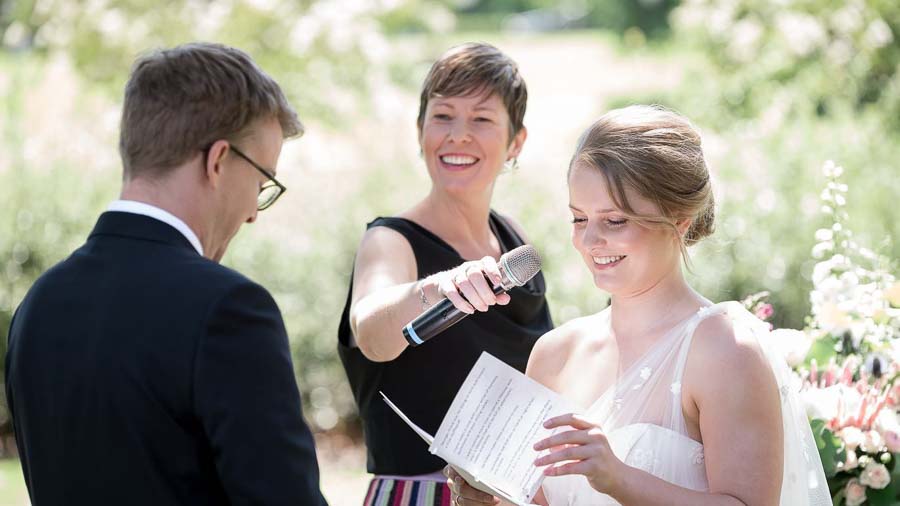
[568,163,684,296]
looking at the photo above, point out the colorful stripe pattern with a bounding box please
[362,477,452,506]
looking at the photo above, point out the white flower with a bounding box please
[823,160,844,178]
[861,430,885,454]
[690,446,704,465]
[860,462,891,490]
[811,241,833,259]
[768,329,812,367]
[830,5,863,35]
[727,18,763,62]
[841,427,866,451]
[863,19,894,49]
[640,367,652,381]
[845,478,867,506]
[879,395,900,427]
[886,281,900,307]
[814,228,834,242]
[799,384,857,421]
[776,12,826,57]
[815,302,852,334]
[844,449,859,471]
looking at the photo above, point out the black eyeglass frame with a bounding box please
[202,143,287,211]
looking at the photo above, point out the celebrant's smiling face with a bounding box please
[418,92,524,197]
[568,163,683,297]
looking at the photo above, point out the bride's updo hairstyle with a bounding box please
[570,105,715,255]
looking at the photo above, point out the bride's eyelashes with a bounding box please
[570,216,629,228]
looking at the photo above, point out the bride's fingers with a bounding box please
[541,413,599,431]
[542,459,594,478]
[534,444,603,467]
[534,427,606,451]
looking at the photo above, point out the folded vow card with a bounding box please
[381,352,575,506]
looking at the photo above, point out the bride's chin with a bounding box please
[592,279,617,293]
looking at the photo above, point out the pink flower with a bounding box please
[845,478,867,506]
[755,303,774,320]
[860,462,891,490]
[890,384,900,405]
[884,430,900,453]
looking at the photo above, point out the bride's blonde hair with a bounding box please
[570,105,715,256]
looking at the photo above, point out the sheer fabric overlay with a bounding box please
[540,301,830,506]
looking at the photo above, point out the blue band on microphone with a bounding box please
[404,323,424,345]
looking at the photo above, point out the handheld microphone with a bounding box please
[402,245,542,346]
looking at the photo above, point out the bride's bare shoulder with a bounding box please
[527,312,609,387]
[687,312,776,399]
[691,313,768,365]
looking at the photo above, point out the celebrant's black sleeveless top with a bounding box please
[337,211,553,475]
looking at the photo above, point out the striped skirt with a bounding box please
[362,476,452,506]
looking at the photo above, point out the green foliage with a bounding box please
[0,54,120,401]
[805,336,839,368]
[867,474,900,506]
[672,0,900,131]
[811,419,846,478]
[379,0,676,36]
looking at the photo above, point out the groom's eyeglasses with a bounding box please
[202,144,287,211]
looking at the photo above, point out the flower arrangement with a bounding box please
[745,161,900,505]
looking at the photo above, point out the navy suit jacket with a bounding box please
[5,211,327,505]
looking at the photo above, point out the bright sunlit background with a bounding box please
[1,0,899,503]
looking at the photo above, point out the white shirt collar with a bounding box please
[107,200,204,256]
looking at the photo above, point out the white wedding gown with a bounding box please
[540,302,831,506]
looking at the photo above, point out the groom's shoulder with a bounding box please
[170,255,271,302]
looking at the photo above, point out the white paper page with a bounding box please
[380,392,536,506]
[432,352,575,505]
[379,391,434,445]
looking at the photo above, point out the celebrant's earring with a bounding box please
[504,157,519,172]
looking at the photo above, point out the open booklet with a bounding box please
[381,352,576,506]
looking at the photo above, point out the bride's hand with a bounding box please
[444,465,499,506]
[533,413,626,495]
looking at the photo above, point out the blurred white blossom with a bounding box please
[776,12,827,57]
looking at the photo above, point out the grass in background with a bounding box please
[0,459,28,506]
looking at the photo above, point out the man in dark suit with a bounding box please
[5,42,327,505]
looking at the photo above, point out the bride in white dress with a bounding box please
[448,106,829,506]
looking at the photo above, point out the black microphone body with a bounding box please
[402,245,541,346]
[402,282,505,346]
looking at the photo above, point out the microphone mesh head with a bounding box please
[500,245,542,287]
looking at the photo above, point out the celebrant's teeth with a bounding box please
[441,155,478,166]
[593,255,625,265]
